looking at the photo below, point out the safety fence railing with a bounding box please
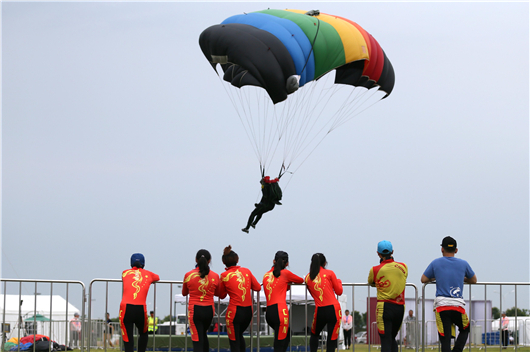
[349,283,419,352]
[0,279,86,352]
[3,278,530,352]
[86,280,419,352]
[422,282,530,352]
[88,279,191,352]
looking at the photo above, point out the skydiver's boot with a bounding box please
[251,223,256,229]
[275,201,282,205]
[241,228,249,233]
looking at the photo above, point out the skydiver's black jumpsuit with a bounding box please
[243,181,277,230]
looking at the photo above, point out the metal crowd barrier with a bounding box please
[0,279,85,352]
[3,278,530,352]
[422,282,530,352]
[354,283,419,352]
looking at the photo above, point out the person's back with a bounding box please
[421,237,476,352]
[369,257,407,304]
[263,268,303,306]
[305,253,343,352]
[183,268,220,306]
[424,256,472,299]
[368,241,407,352]
[305,267,343,307]
[220,266,260,306]
[120,253,160,352]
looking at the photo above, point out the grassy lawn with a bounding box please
[348,347,530,352]
[72,347,530,352]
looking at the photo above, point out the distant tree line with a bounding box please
[492,307,529,319]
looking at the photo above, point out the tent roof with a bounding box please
[25,314,50,322]
[0,295,80,316]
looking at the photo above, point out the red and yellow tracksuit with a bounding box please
[219,266,261,352]
[368,258,408,352]
[119,267,160,352]
[182,268,220,352]
[263,268,304,352]
[305,268,343,352]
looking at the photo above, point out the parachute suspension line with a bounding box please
[259,88,277,172]
[279,80,314,173]
[326,85,367,132]
[329,87,385,131]
[287,75,344,164]
[238,84,265,165]
[274,87,310,175]
[286,82,323,163]
[218,73,262,163]
[283,77,321,157]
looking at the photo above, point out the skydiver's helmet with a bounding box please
[131,253,145,268]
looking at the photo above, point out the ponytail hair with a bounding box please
[273,251,289,278]
[196,249,211,278]
[222,245,239,267]
[309,253,326,281]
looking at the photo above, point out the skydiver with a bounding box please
[242,176,282,233]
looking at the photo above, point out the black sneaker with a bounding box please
[241,228,249,233]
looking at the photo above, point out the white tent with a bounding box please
[492,316,530,346]
[0,294,81,345]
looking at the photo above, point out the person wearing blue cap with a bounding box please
[119,253,160,352]
[421,236,477,352]
[368,241,408,352]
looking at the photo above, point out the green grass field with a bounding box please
[73,347,530,352]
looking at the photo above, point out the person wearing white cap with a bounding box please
[368,240,408,352]
[421,236,477,352]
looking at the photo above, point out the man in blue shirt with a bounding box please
[421,236,477,352]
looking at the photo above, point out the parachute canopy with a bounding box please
[199,9,395,104]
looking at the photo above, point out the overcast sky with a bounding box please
[2,1,529,318]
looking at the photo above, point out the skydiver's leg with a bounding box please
[252,211,264,226]
[244,207,260,231]
[252,203,275,227]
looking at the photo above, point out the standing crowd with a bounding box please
[118,236,476,352]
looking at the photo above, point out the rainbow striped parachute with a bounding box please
[199,9,395,178]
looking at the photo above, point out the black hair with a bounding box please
[380,253,393,262]
[196,249,211,278]
[309,253,326,281]
[379,252,394,261]
[132,261,144,269]
[443,246,456,253]
[222,245,239,267]
[273,251,289,278]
